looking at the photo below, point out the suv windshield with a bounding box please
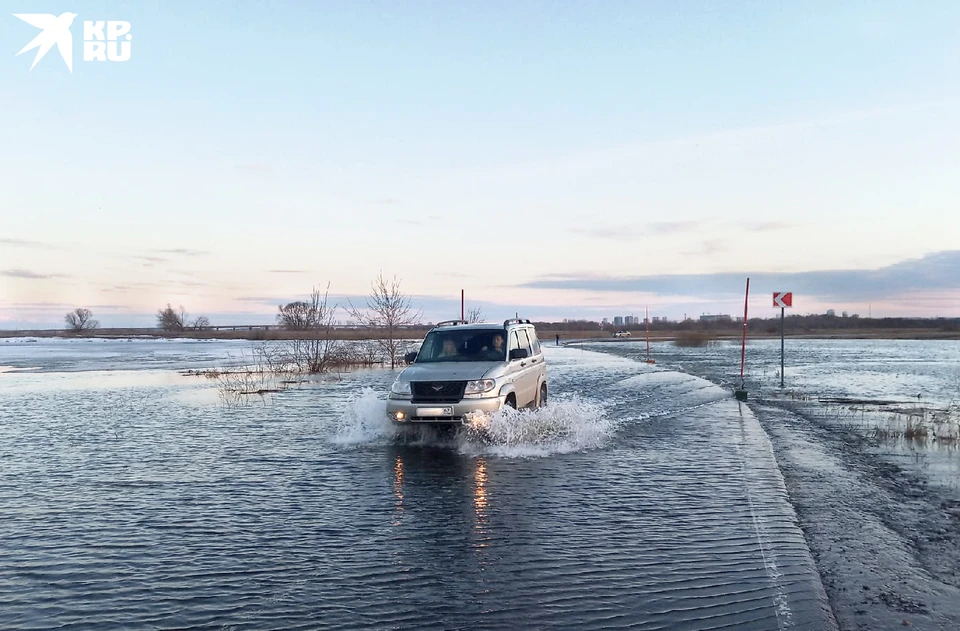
[416,328,507,362]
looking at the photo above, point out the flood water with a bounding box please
[583,337,960,630]
[0,337,837,630]
[593,338,960,491]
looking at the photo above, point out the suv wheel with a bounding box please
[504,395,516,409]
[538,383,547,408]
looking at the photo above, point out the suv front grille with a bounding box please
[411,381,466,404]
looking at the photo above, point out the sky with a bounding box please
[2,1,959,328]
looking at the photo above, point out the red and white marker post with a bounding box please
[773,292,793,387]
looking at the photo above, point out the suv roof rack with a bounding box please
[503,318,532,327]
[435,319,469,327]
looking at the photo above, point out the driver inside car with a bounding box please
[481,333,505,359]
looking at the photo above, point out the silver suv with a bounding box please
[387,319,548,425]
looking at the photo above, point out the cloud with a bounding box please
[579,220,795,241]
[236,162,272,172]
[2,301,75,309]
[0,238,58,250]
[375,198,402,205]
[579,225,635,240]
[125,279,212,289]
[738,221,794,232]
[535,271,612,282]
[1,268,66,279]
[684,238,727,257]
[578,221,701,240]
[647,221,701,235]
[133,255,169,264]
[520,250,960,302]
[267,269,310,274]
[153,248,210,257]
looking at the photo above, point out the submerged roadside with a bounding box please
[582,339,960,631]
[753,402,960,630]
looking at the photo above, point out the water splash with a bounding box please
[460,394,615,458]
[331,391,616,457]
[331,387,392,445]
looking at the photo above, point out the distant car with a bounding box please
[386,319,548,425]
[613,330,631,338]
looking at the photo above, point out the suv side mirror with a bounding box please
[404,351,419,364]
[509,348,529,360]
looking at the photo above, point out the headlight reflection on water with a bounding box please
[393,455,404,525]
[474,458,488,516]
[473,458,491,550]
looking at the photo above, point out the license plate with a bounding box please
[416,407,453,417]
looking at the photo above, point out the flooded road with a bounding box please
[0,338,834,629]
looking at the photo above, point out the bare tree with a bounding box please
[466,306,485,323]
[157,304,186,332]
[65,308,99,331]
[348,272,421,369]
[191,316,211,330]
[270,284,342,373]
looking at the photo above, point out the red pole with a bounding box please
[461,289,464,321]
[739,277,750,380]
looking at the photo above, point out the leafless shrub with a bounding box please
[191,316,211,330]
[348,272,421,369]
[65,308,99,331]
[673,331,718,347]
[207,346,292,405]
[467,306,485,323]
[273,284,342,373]
[903,415,930,440]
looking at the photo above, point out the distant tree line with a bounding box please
[534,314,959,334]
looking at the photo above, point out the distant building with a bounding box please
[826,309,836,317]
[699,314,732,323]
[602,318,609,325]
[613,316,624,326]
[652,316,668,324]
[624,315,635,325]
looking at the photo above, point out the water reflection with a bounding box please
[473,458,489,533]
[393,455,404,524]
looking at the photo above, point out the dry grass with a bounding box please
[673,331,720,347]
[182,340,397,405]
[865,405,960,444]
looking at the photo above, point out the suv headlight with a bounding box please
[390,380,412,397]
[464,379,496,395]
